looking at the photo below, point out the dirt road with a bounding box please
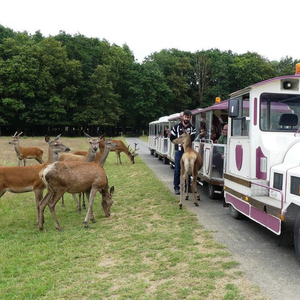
[126,137,300,300]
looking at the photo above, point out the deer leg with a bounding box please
[191,176,199,206]
[82,192,86,210]
[179,172,186,209]
[47,191,65,231]
[23,158,27,166]
[83,190,96,228]
[18,159,22,166]
[38,191,53,230]
[71,194,81,213]
[61,195,65,207]
[34,189,44,225]
[36,157,44,164]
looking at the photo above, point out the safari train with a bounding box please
[148,63,300,260]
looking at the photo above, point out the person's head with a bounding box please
[200,128,205,136]
[222,123,228,136]
[182,110,192,125]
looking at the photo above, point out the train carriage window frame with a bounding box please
[259,93,300,132]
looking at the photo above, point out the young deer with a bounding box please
[108,139,139,165]
[9,131,44,166]
[172,132,203,209]
[0,135,70,222]
[39,161,115,231]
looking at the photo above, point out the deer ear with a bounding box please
[110,186,115,195]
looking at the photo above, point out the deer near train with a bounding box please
[172,131,203,209]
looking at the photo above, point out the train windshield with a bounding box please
[260,93,300,131]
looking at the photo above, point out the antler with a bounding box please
[83,131,91,139]
[129,143,139,156]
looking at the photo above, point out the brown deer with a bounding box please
[39,161,115,230]
[59,133,114,212]
[71,138,118,211]
[73,138,118,167]
[9,131,44,166]
[0,135,70,222]
[172,131,203,209]
[59,131,100,163]
[108,139,139,165]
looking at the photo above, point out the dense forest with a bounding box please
[0,24,299,136]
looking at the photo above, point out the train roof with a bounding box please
[168,108,201,121]
[230,74,300,98]
[198,100,229,113]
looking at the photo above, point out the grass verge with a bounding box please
[0,136,267,299]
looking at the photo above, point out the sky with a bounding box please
[1,0,299,63]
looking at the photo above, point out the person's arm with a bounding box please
[170,125,178,142]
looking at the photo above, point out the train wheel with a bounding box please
[208,183,216,199]
[163,157,169,164]
[229,204,244,219]
[293,212,300,260]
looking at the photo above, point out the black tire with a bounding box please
[229,204,244,219]
[294,212,300,260]
[208,183,216,199]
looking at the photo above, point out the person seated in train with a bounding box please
[212,123,228,174]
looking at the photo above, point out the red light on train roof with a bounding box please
[215,97,221,103]
[296,63,300,75]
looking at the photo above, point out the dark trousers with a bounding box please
[174,150,190,190]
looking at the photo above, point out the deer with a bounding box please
[58,131,101,212]
[9,131,44,166]
[59,131,100,163]
[39,161,115,231]
[73,138,118,167]
[67,138,118,211]
[108,139,139,165]
[172,131,203,209]
[0,135,70,222]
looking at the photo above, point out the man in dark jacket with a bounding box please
[170,110,196,194]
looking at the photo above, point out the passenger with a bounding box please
[213,123,228,174]
[164,126,170,138]
[170,110,196,195]
[195,128,206,142]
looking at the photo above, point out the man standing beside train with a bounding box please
[170,110,196,195]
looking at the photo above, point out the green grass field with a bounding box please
[0,136,267,299]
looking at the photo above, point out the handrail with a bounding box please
[250,181,284,210]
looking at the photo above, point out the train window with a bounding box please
[260,93,300,131]
[231,99,249,137]
[273,173,283,190]
[291,176,300,196]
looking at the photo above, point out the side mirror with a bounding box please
[228,99,239,118]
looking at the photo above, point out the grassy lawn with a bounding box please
[0,135,267,299]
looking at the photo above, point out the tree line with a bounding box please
[0,24,299,136]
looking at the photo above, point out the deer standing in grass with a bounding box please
[172,131,203,209]
[39,161,115,230]
[0,135,70,222]
[9,131,44,166]
[70,138,118,211]
[108,139,139,165]
[59,133,112,212]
